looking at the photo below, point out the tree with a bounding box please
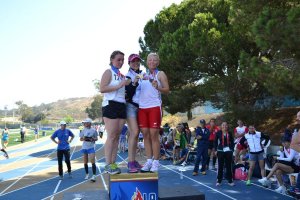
[85,95,103,120]
[63,115,74,124]
[139,0,299,122]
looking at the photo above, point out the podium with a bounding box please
[109,173,158,200]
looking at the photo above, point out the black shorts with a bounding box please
[278,160,300,173]
[208,140,214,150]
[102,100,126,119]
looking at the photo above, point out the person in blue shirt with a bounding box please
[51,121,74,180]
[193,119,210,176]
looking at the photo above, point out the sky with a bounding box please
[0,0,183,109]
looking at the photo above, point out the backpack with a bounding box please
[233,164,248,180]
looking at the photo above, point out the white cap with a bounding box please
[60,121,67,125]
[82,118,92,123]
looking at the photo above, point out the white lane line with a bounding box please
[50,180,62,200]
[96,155,108,191]
[209,169,293,199]
[162,165,237,200]
[0,148,57,196]
[41,157,106,200]
[0,144,104,197]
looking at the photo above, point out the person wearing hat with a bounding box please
[192,119,210,176]
[259,135,299,193]
[80,118,98,182]
[51,121,75,180]
[125,53,144,173]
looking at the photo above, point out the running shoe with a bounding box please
[201,171,207,175]
[68,172,72,178]
[59,175,63,180]
[150,160,159,173]
[111,163,121,174]
[128,161,138,173]
[91,175,96,182]
[258,177,271,188]
[192,172,198,176]
[134,160,142,170]
[85,174,89,180]
[104,164,119,174]
[228,182,235,186]
[275,186,286,194]
[216,182,221,186]
[246,180,251,186]
[4,153,9,159]
[141,160,152,173]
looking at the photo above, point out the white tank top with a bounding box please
[102,68,126,107]
[139,71,162,108]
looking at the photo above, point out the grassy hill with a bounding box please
[46,97,94,121]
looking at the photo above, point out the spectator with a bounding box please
[234,120,248,163]
[239,125,270,186]
[99,124,105,139]
[50,121,74,180]
[139,53,169,173]
[193,119,210,176]
[259,135,299,193]
[34,127,39,142]
[206,118,219,170]
[20,126,26,143]
[2,128,9,148]
[80,118,98,182]
[172,123,187,164]
[0,137,9,159]
[214,122,235,186]
[290,111,300,191]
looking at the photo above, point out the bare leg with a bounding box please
[111,119,125,163]
[104,117,125,164]
[259,159,265,177]
[150,128,160,160]
[267,163,279,179]
[247,161,255,180]
[141,128,152,159]
[127,117,139,162]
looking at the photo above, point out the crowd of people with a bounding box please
[158,112,300,195]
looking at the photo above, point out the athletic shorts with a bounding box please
[102,100,126,119]
[81,148,95,154]
[237,143,246,151]
[126,103,138,118]
[208,140,214,150]
[138,106,162,129]
[249,152,264,161]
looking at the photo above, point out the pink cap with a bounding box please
[128,54,141,63]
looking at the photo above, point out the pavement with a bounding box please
[0,129,295,200]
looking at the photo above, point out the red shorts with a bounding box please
[138,106,162,129]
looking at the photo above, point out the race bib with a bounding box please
[223,147,230,152]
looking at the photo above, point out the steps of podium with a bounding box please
[158,185,205,200]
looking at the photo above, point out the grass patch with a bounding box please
[5,129,54,147]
